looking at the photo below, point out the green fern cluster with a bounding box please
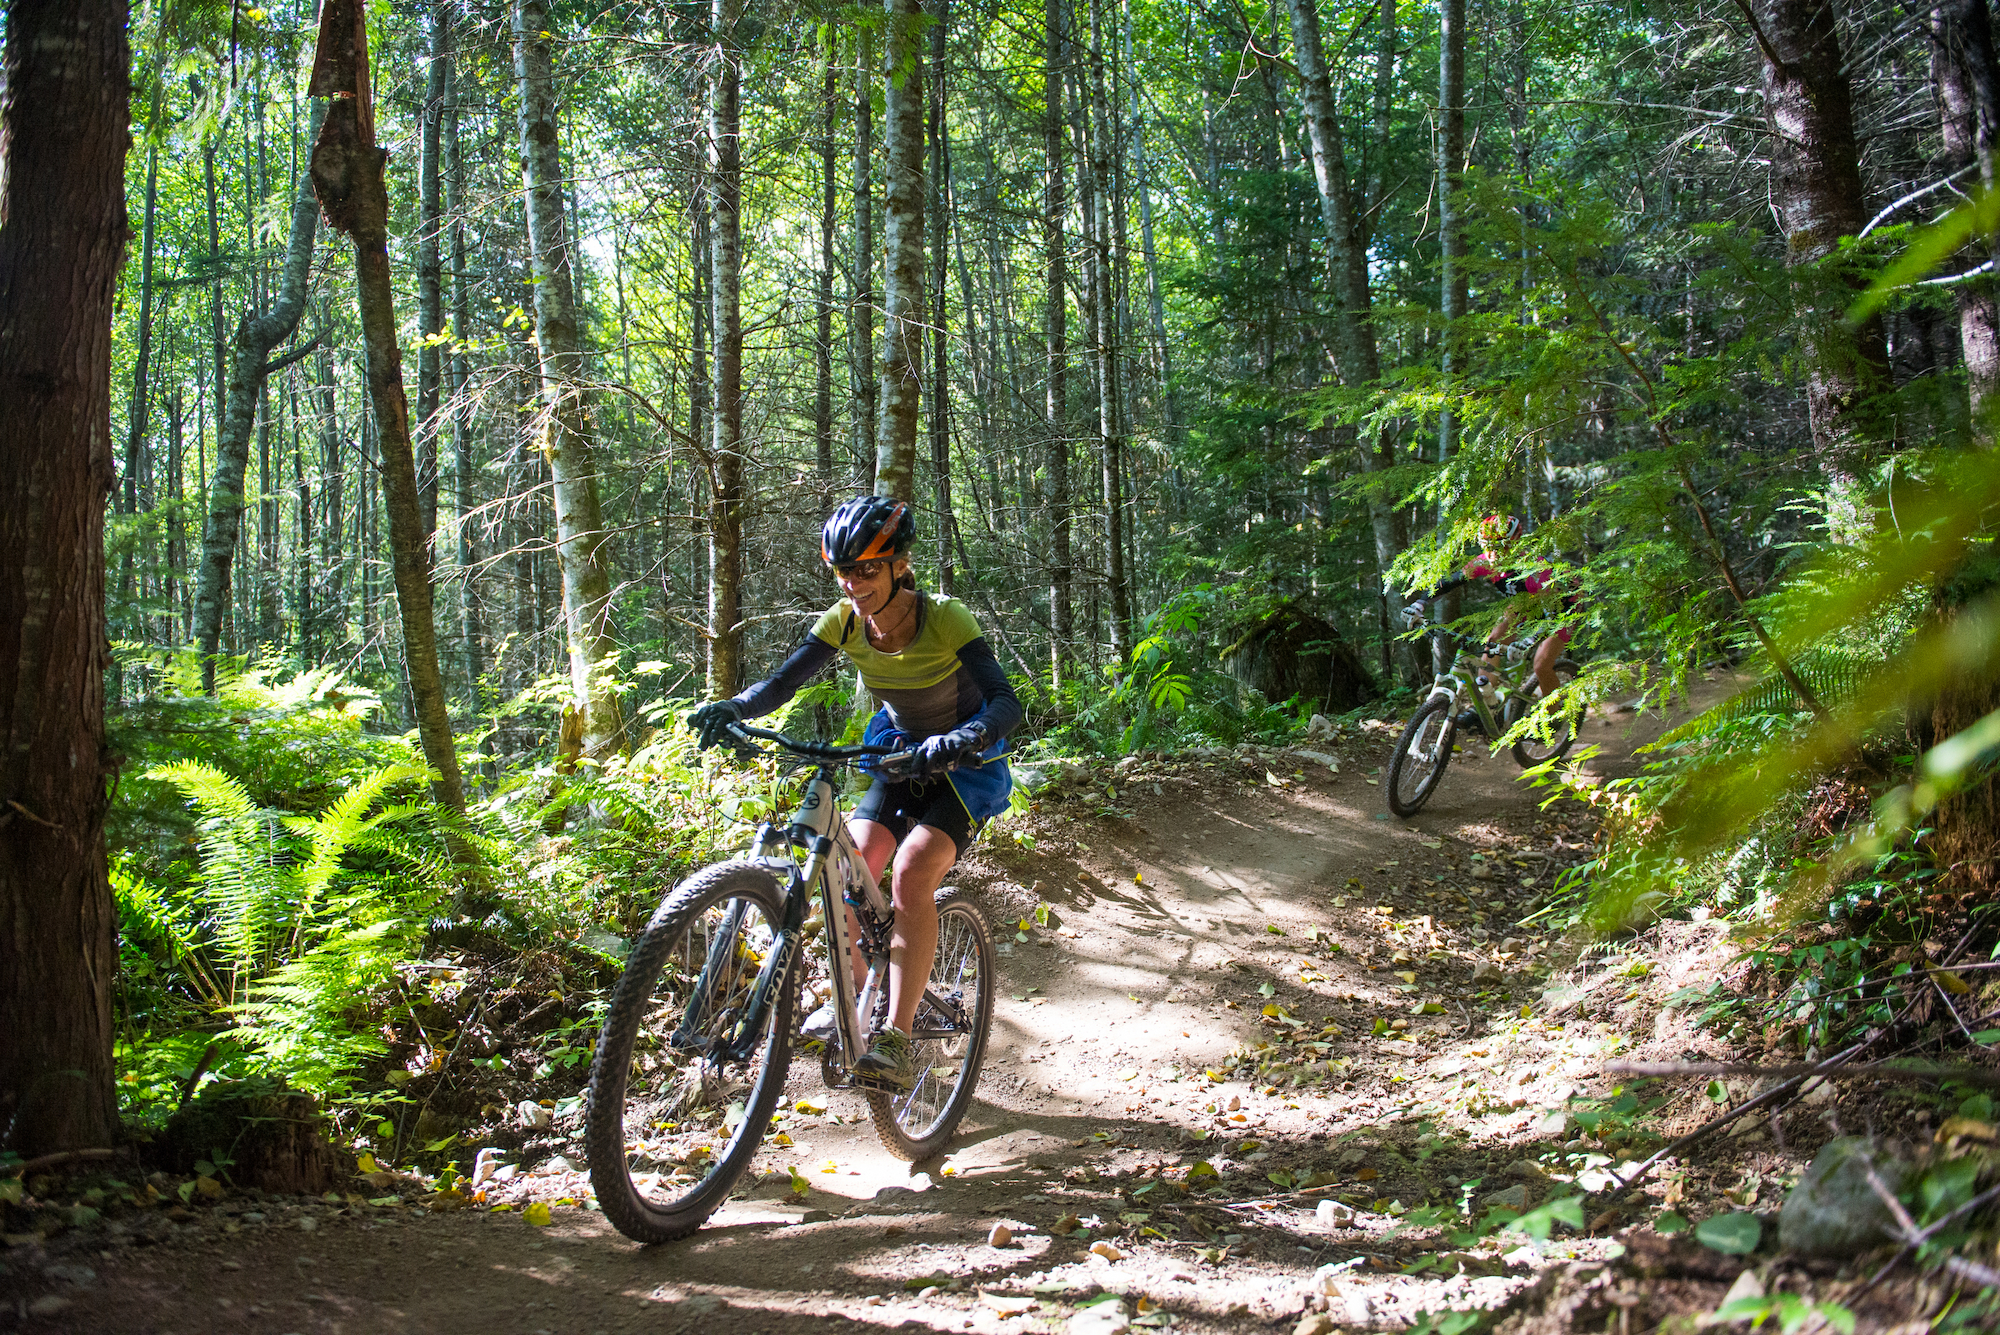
[118,760,443,1095]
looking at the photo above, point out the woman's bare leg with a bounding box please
[885,826,956,1034]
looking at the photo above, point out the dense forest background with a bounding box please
[6,0,1999,1163]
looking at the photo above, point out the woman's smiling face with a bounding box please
[835,555,907,616]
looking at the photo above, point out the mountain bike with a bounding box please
[583,721,995,1244]
[1384,620,1581,818]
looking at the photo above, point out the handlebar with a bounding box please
[720,719,981,778]
[725,720,898,761]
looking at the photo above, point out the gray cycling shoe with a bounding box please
[854,1027,916,1091]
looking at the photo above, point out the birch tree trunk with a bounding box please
[851,26,877,477]
[1432,0,1466,672]
[1085,0,1131,660]
[513,0,626,754]
[189,106,322,695]
[309,0,466,813]
[875,0,926,501]
[1287,0,1409,674]
[1045,0,1075,683]
[1933,0,2000,429]
[817,47,838,500]
[706,0,747,696]
[929,0,956,591]
[1746,0,1892,496]
[0,0,128,1157]
[414,0,451,541]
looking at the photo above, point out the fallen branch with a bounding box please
[1863,1163,2000,1291]
[2,1147,118,1178]
[1605,1058,2000,1089]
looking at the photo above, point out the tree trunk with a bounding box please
[1933,0,2000,430]
[875,0,926,501]
[189,106,322,695]
[310,0,466,813]
[1085,0,1131,660]
[1045,0,1075,684]
[851,26,877,478]
[512,0,625,756]
[817,48,838,501]
[1288,0,1410,675]
[446,32,484,709]
[0,0,127,1158]
[706,0,747,697]
[414,0,451,541]
[1124,0,1176,445]
[1747,0,1892,492]
[1433,0,1466,672]
[125,139,160,520]
[929,0,956,591]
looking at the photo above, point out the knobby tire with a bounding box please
[1504,658,1581,768]
[1387,695,1456,818]
[864,889,994,1161]
[585,861,795,1244]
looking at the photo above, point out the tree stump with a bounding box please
[1219,604,1377,712]
[156,1081,341,1194]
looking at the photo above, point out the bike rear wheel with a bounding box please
[1504,658,1580,768]
[586,861,794,1244]
[1386,695,1456,818]
[865,889,994,1161]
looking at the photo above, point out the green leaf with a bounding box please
[1504,1195,1584,1241]
[1694,1211,1761,1256]
[1653,1210,1690,1235]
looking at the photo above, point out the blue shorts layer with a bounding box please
[856,710,1014,839]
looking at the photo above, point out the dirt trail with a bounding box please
[6,686,1755,1335]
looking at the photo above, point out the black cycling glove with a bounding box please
[916,724,987,777]
[688,700,744,751]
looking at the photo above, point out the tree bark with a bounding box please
[310,0,466,813]
[0,0,128,1157]
[189,107,323,695]
[1045,0,1075,684]
[817,47,838,501]
[415,0,452,541]
[446,31,483,709]
[1433,0,1466,672]
[851,26,878,478]
[875,0,927,501]
[512,0,626,755]
[706,0,747,696]
[929,0,956,592]
[1932,0,2000,430]
[1085,0,1131,660]
[124,139,161,520]
[1746,0,1892,489]
[1289,0,1411,675]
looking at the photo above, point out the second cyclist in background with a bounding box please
[686,496,1021,1092]
[1405,513,1575,730]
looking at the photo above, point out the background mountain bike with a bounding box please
[1385,620,1581,818]
[583,722,995,1244]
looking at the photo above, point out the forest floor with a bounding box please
[3,673,1941,1333]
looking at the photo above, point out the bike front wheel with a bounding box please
[585,861,795,1244]
[1386,695,1456,818]
[865,888,994,1161]
[1503,658,1580,768]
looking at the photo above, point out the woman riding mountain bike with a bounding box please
[686,496,1021,1093]
[1404,513,1576,730]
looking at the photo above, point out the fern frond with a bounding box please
[1656,646,1878,749]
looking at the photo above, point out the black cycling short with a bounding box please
[853,775,974,855]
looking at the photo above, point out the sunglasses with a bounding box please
[832,558,890,581]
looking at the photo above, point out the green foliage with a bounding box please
[119,758,446,1100]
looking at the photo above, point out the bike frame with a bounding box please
[686,727,979,1090]
[1419,634,1544,747]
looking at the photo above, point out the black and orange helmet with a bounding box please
[821,495,916,567]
